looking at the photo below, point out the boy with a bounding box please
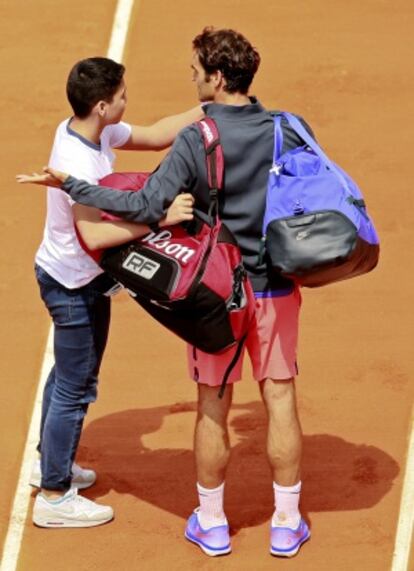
[25,56,200,528]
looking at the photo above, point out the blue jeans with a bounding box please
[35,265,114,491]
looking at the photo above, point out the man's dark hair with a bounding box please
[66,57,125,118]
[192,27,260,94]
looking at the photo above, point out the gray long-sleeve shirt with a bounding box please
[62,98,312,292]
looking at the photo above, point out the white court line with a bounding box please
[0,2,135,569]
[107,0,136,63]
[0,327,53,571]
[391,407,414,571]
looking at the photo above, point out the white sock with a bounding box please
[40,489,71,503]
[197,482,227,528]
[272,481,301,528]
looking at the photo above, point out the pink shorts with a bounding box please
[187,288,302,386]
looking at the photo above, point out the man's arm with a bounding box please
[120,105,204,151]
[62,130,198,224]
[17,129,199,225]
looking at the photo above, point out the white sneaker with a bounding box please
[33,488,113,528]
[29,460,96,490]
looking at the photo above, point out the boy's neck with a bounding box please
[70,115,104,145]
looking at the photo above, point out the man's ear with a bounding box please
[211,69,225,89]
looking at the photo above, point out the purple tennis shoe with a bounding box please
[270,517,310,557]
[185,508,231,557]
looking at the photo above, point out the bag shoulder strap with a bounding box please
[196,117,224,192]
[280,112,332,166]
[275,111,351,192]
[273,115,284,163]
[267,110,283,163]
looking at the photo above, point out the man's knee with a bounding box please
[197,383,233,425]
[260,377,295,399]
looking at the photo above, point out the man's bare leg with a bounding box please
[260,377,310,555]
[259,377,302,486]
[192,383,233,529]
[194,383,233,488]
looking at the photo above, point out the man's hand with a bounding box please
[160,193,194,227]
[16,166,69,188]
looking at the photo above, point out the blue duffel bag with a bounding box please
[262,112,380,288]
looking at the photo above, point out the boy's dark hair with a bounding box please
[192,27,260,94]
[66,57,125,118]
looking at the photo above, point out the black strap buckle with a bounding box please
[206,139,220,155]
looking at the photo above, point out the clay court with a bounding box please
[1,0,413,569]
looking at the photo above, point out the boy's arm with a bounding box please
[119,105,204,151]
[73,193,194,251]
[73,205,149,250]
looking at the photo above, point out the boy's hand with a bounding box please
[16,166,69,188]
[161,193,194,226]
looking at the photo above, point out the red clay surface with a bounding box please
[1,0,413,569]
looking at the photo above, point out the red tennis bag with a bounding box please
[90,119,254,393]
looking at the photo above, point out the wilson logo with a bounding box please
[200,120,214,144]
[141,230,195,263]
[122,253,160,279]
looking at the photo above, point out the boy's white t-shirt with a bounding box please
[35,118,132,288]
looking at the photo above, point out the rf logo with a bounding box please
[122,252,160,280]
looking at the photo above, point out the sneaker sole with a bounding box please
[184,531,231,557]
[33,513,113,528]
[29,478,96,491]
[270,530,311,557]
